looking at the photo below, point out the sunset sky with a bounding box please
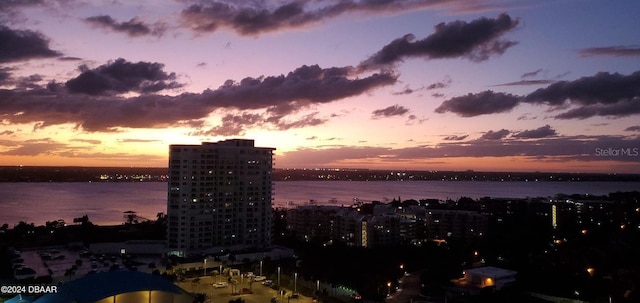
[1,0,639,173]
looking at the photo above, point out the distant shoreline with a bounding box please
[1,166,640,182]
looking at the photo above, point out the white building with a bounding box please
[461,266,517,290]
[166,139,275,256]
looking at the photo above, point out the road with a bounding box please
[385,271,432,303]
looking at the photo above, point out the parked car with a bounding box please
[212,282,228,288]
[262,280,274,286]
[253,275,266,282]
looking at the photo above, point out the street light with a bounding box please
[260,260,263,276]
[219,264,223,282]
[387,282,391,297]
[278,266,281,286]
[203,259,207,276]
[294,272,298,293]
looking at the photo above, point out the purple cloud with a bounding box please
[65,58,183,95]
[359,13,519,70]
[0,25,61,63]
[479,129,510,140]
[1,63,395,132]
[512,124,557,139]
[434,91,521,117]
[180,0,455,36]
[85,15,167,37]
[372,104,410,118]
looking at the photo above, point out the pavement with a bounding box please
[177,275,315,303]
[385,271,444,303]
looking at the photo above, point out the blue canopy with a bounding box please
[34,270,189,303]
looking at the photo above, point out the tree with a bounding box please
[73,215,92,226]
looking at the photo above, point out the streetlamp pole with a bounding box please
[294,272,298,293]
[278,267,281,286]
[203,259,207,276]
[260,260,263,277]
[387,282,391,297]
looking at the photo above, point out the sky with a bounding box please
[0,0,639,173]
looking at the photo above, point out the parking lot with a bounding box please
[13,247,164,283]
[177,275,312,303]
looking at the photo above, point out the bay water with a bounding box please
[0,181,638,226]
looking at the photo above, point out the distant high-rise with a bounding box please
[166,139,275,256]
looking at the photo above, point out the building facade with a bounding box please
[166,139,275,256]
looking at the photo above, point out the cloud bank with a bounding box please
[436,71,640,119]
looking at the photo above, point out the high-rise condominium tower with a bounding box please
[166,139,275,256]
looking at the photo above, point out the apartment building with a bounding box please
[166,139,274,256]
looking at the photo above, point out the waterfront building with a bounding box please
[424,209,488,242]
[286,205,342,243]
[166,139,275,256]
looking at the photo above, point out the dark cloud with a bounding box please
[625,126,640,132]
[579,46,640,57]
[0,25,61,63]
[14,74,43,89]
[438,70,640,119]
[517,114,536,120]
[479,129,510,140]
[0,69,45,89]
[524,71,640,106]
[554,99,640,120]
[65,58,184,95]
[512,124,557,139]
[85,15,167,37]
[426,77,452,90]
[443,135,468,141]
[372,104,410,118]
[0,67,11,83]
[359,13,519,70]
[58,56,82,61]
[180,0,452,36]
[434,91,520,117]
[392,86,416,96]
[492,80,555,87]
[275,112,326,130]
[521,68,542,78]
[0,63,395,132]
[207,64,396,109]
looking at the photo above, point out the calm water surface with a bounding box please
[0,181,638,226]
